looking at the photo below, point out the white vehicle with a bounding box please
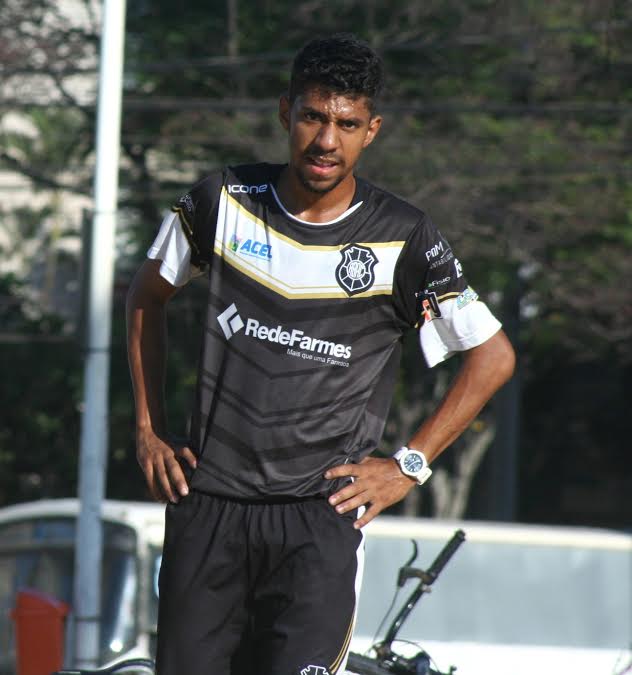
[0,499,164,674]
[0,500,630,675]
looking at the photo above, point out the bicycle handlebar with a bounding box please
[379,529,466,653]
[426,528,466,582]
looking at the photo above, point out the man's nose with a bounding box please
[314,122,339,152]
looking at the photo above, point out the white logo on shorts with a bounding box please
[300,666,330,675]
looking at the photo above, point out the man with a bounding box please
[126,33,515,675]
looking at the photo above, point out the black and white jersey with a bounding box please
[148,163,501,499]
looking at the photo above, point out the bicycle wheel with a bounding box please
[345,652,393,675]
[53,658,155,675]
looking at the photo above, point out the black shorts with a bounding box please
[156,491,365,675]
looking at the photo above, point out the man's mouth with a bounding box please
[305,156,339,176]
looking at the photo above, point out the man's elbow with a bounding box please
[125,276,145,318]
[126,260,176,314]
[493,329,516,385]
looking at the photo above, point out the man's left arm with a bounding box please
[325,329,515,528]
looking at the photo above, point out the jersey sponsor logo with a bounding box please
[245,318,352,360]
[426,276,451,289]
[177,192,194,214]
[217,303,245,339]
[229,234,272,259]
[229,235,241,252]
[429,249,454,270]
[421,291,442,321]
[300,667,330,675]
[335,244,377,296]
[227,183,268,194]
[425,240,445,261]
[456,286,479,309]
[454,258,463,278]
[217,304,353,364]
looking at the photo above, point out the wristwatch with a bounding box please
[393,446,433,485]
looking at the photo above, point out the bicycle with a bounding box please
[52,658,155,675]
[346,528,466,675]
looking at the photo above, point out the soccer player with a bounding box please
[126,33,515,675]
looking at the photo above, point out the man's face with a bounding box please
[279,87,382,195]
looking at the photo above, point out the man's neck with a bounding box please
[275,166,356,224]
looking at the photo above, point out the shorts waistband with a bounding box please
[190,489,327,506]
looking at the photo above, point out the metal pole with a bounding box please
[74,0,126,667]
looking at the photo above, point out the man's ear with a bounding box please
[363,114,383,148]
[279,95,291,131]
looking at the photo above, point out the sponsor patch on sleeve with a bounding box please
[416,290,442,322]
[456,286,479,309]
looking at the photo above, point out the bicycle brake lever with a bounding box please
[397,565,434,586]
[397,540,419,587]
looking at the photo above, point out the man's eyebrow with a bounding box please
[338,115,363,125]
[301,105,364,125]
[301,105,326,116]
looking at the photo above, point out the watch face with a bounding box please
[403,452,424,474]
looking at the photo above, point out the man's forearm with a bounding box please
[126,283,169,436]
[408,330,515,462]
[125,261,194,502]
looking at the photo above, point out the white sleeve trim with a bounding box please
[146,211,202,287]
[419,298,502,367]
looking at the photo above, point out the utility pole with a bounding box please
[73,0,127,668]
[227,0,239,58]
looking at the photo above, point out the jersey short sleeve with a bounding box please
[393,214,502,367]
[147,170,224,286]
[147,211,199,286]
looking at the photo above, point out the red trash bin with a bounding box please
[10,589,70,675]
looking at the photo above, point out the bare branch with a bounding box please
[0,151,91,196]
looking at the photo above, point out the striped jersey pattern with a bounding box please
[166,163,475,499]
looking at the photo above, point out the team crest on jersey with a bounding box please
[335,244,377,296]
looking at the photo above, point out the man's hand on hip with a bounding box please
[324,456,417,529]
[136,429,197,503]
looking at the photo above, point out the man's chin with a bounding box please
[297,172,344,195]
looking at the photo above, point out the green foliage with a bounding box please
[0,273,81,503]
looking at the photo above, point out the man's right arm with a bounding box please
[126,259,197,503]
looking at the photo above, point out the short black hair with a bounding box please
[289,33,384,113]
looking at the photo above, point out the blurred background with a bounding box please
[0,0,630,530]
